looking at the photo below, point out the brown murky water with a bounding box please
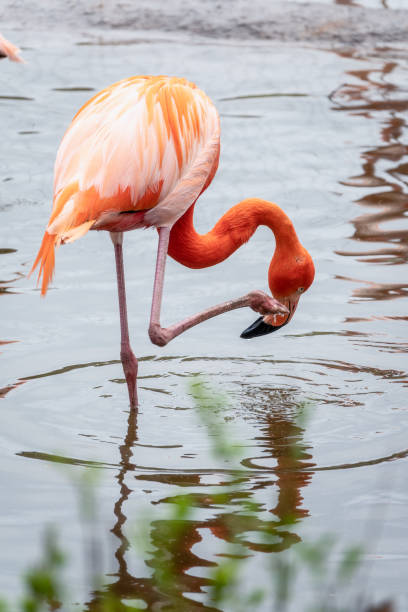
[1,26,407,612]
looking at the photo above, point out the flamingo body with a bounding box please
[32,75,315,407]
[32,76,220,294]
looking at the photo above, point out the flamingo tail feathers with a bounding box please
[30,221,95,296]
[30,232,58,296]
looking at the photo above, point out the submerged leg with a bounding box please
[111,231,138,408]
[148,227,288,347]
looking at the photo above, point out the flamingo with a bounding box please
[0,33,23,62]
[31,76,315,407]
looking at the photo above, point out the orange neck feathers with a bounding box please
[168,198,314,299]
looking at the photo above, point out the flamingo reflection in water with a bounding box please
[84,386,315,611]
[31,76,315,407]
[16,388,314,609]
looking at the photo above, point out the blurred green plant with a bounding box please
[0,529,65,612]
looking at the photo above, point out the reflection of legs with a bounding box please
[148,227,288,347]
[111,232,138,408]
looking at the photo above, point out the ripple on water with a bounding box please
[2,352,406,477]
[331,49,408,268]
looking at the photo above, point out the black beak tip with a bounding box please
[240,316,276,339]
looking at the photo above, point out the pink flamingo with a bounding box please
[0,33,23,62]
[31,76,315,407]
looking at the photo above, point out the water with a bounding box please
[1,28,407,611]
[295,0,406,7]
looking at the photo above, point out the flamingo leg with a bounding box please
[148,227,289,347]
[111,232,138,408]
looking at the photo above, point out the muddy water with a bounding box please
[1,32,407,611]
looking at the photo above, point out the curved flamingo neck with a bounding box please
[168,198,302,269]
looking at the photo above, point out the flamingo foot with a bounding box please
[246,290,288,317]
[241,290,290,339]
[120,347,138,408]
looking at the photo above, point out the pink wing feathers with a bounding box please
[0,33,23,62]
[31,76,220,295]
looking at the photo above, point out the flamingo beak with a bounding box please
[240,295,300,339]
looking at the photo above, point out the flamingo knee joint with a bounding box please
[148,324,169,347]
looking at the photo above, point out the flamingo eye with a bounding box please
[298,287,305,293]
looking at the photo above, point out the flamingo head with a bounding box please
[241,245,315,339]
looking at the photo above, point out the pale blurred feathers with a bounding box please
[0,33,23,62]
